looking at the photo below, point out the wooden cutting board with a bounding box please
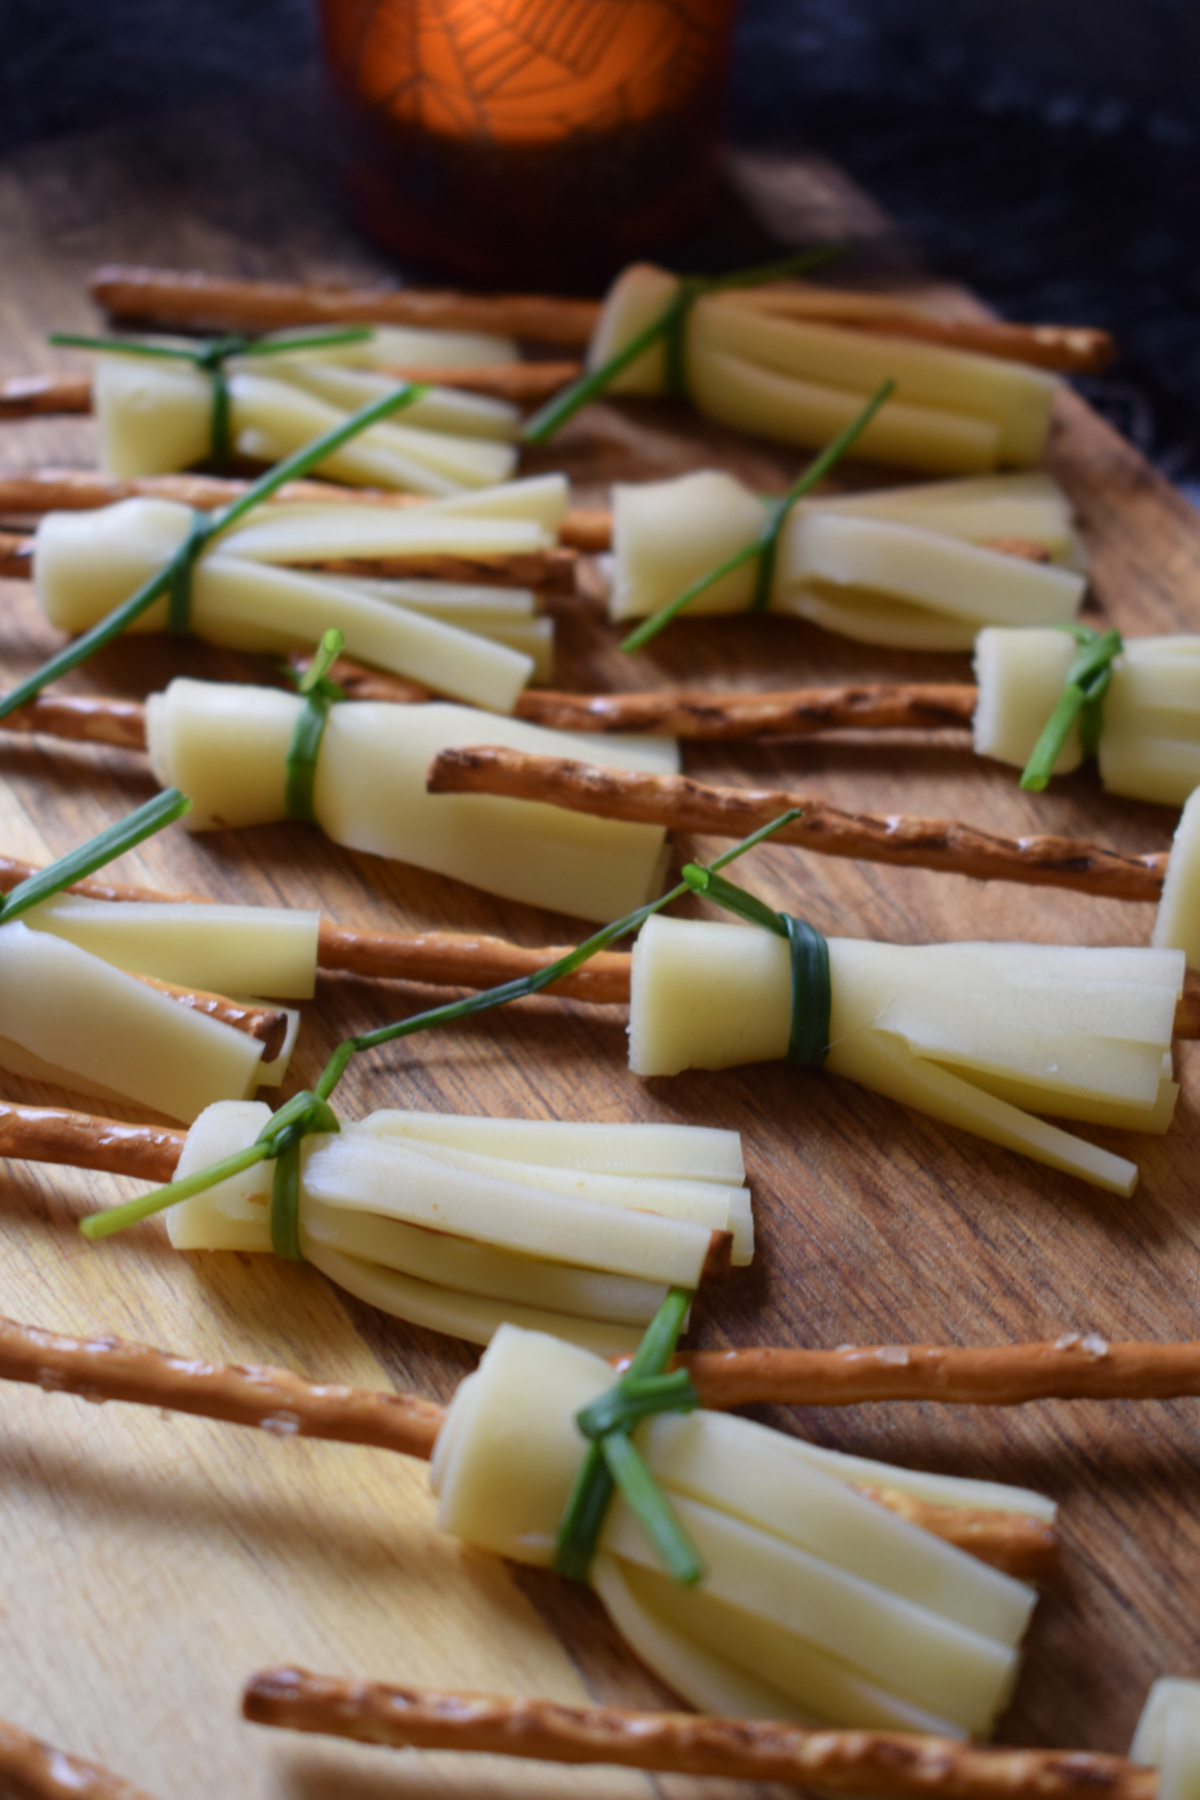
[0,121,1197,1797]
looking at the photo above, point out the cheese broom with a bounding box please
[0,789,302,1123]
[239,1670,1195,1799]
[607,467,1087,651]
[34,322,525,494]
[7,475,579,711]
[0,1301,1057,1736]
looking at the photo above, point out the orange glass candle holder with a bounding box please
[319,0,738,287]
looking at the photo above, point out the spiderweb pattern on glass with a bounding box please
[342,0,729,144]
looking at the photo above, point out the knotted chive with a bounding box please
[520,246,844,446]
[619,376,896,654]
[49,326,374,466]
[79,808,802,1243]
[0,381,428,728]
[553,1285,702,1587]
[284,627,347,825]
[682,863,831,1068]
[1019,623,1124,793]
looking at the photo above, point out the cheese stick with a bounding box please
[0,918,294,1121]
[0,1306,1053,1579]
[1131,1679,1200,1800]
[161,1100,747,1352]
[610,468,1086,648]
[628,916,1184,1195]
[588,264,1060,473]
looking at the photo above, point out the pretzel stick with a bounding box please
[0,530,33,577]
[0,1311,445,1459]
[827,315,1115,374]
[0,1307,1049,1572]
[0,469,611,550]
[243,1671,1152,1799]
[0,1716,157,1800]
[0,846,632,1001]
[675,1338,1200,1408]
[88,264,602,347]
[0,373,92,418]
[0,1101,184,1180]
[0,693,147,749]
[382,361,581,400]
[0,674,985,751]
[426,745,1169,902]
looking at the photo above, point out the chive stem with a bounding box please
[0,789,191,926]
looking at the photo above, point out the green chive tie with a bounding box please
[681,862,831,1068]
[553,1286,704,1587]
[1019,623,1123,792]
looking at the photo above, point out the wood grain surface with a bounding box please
[0,120,1197,1799]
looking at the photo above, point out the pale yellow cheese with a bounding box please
[1131,1681,1200,1800]
[593,1555,960,1733]
[1154,788,1200,966]
[609,468,1082,644]
[270,358,519,440]
[360,1109,746,1183]
[972,626,1081,772]
[799,470,1082,565]
[25,894,320,998]
[280,321,518,368]
[35,500,546,709]
[586,262,1057,472]
[0,921,273,1122]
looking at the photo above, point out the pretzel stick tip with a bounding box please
[0,1313,445,1460]
[0,1715,157,1800]
[242,1671,1154,1800]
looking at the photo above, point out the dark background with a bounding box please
[1,1,1197,488]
